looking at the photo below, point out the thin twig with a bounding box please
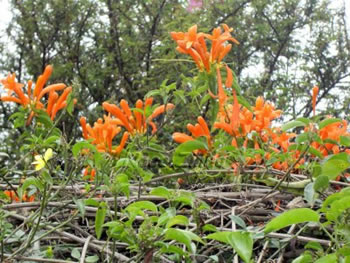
[231,207,238,263]
[257,240,269,263]
[3,254,75,263]
[80,235,93,263]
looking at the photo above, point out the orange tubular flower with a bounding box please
[269,128,296,152]
[79,115,128,155]
[171,24,238,72]
[103,99,174,135]
[83,167,96,182]
[215,96,282,149]
[1,65,73,123]
[205,24,239,64]
[214,90,242,141]
[310,119,350,157]
[173,116,212,154]
[253,97,282,131]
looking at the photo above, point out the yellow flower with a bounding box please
[32,148,53,171]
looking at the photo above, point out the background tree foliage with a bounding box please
[1,0,349,130]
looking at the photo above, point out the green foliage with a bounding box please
[95,202,107,239]
[172,138,208,166]
[264,208,320,234]
[206,231,253,263]
[321,153,350,180]
[1,1,350,262]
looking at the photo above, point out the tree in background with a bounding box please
[1,0,349,130]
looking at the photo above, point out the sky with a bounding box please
[0,0,349,30]
[0,0,10,29]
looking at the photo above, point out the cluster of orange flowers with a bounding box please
[171,24,239,72]
[103,98,174,135]
[4,190,35,203]
[216,96,301,170]
[307,86,350,157]
[1,65,73,124]
[171,25,350,172]
[172,24,240,124]
[215,96,282,146]
[80,98,174,155]
[80,115,128,155]
[173,116,212,154]
[311,120,350,157]
[172,24,242,153]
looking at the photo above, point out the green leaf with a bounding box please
[116,158,138,169]
[74,199,86,219]
[132,107,144,114]
[209,255,219,262]
[126,201,158,213]
[295,117,311,125]
[321,153,350,179]
[113,174,130,198]
[22,177,44,193]
[229,215,246,229]
[142,171,154,183]
[150,186,172,199]
[296,132,310,144]
[264,208,320,234]
[206,231,253,263]
[338,246,350,256]
[323,138,339,145]
[321,188,350,211]
[166,215,189,228]
[281,121,306,132]
[202,224,218,233]
[291,253,313,263]
[44,136,60,145]
[159,244,187,257]
[326,196,350,221]
[173,138,208,166]
[36,112,53,128]
[308,147,324,159]
[145,89,161,98]
[72,141,96,157]
[340,136,350,147]
[314,254,337,263]
[41,171,53,185]
[174,191,195,207]
[304,183,317,206]
[237,95,252,111]
[85,255,99,263]
[71,248,80,260]
[200,93,211,107]
[305,241,323,252]
[85,198,100,207]
[319,118,341,129]
[313,175,329,192]
[66,93,75,116]
[95,202,107,239]
[164,228,204,252]
[312,164,322,177]
[232,70,241,94]
[158,207,176,226]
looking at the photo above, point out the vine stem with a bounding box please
[264,144,310,197]
[319,223,338,248]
